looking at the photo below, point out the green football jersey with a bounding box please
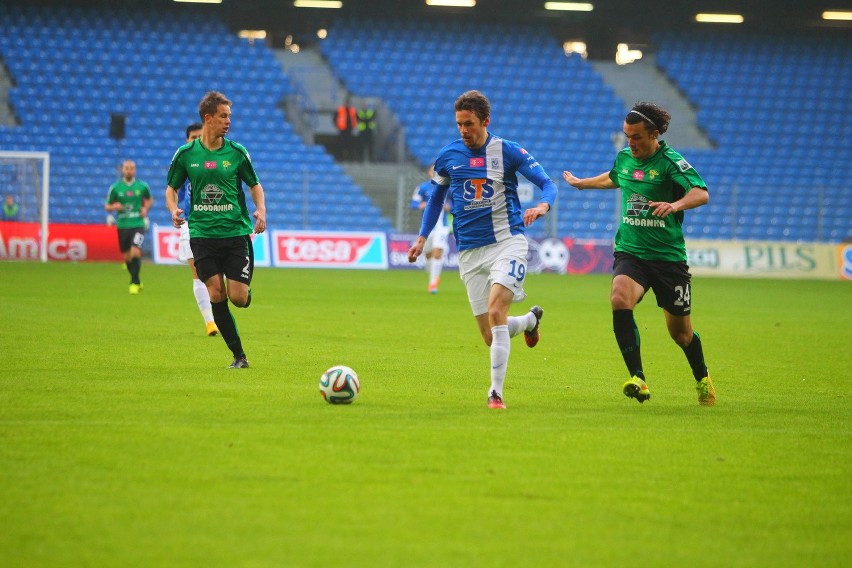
[167,138,260,239]
[608,141,707,262]
[106,179,152,229]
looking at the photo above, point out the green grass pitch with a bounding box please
[1,261,850,567]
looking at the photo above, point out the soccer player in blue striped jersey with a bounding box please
[408,90,557,409]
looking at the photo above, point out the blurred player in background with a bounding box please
[2,195,19,220]
[165,91,267,369]
[410,166,452,294]
[176,123,218,337]
[105,160,152,294]
[562,101,715,406]
[408,90,556,409]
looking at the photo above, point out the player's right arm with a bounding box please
[562,170,617,190]
[407,235,426,263]
[104,186,123,212]
[408,181,448,263]
[165,147,189,227]
[165,185,184,227]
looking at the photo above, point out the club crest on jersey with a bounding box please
[626,193,650,216]
[201,184,224,204]
[632,169,645,180]
[462,178,495,210]
[195,184,233,212]
[469,157,485,167]
[222,161,232,169]
[491,158,499,168]
[205,161,217,169]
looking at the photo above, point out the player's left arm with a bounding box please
[140,188,153,218]
[515,147,557,226]
[649,186,708,218]
[248,183,267,234]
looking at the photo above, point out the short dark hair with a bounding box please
[626,102,671,134]
[454,90,490,122]
[198,91,232,121]
[185,122,202,139]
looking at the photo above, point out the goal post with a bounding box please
[0,150,50,261]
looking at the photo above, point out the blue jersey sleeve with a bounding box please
[177,180,190,218]
[418,181,448,238]
[509,142,557,209]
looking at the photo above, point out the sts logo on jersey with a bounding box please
[462,179,495,210]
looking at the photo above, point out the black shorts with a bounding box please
[190,236,254,285]
[117,227,145,253]
[613,251,693,316]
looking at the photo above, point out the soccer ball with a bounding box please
[319,365,360,404]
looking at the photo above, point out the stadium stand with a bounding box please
[655,28,850,243]
[0,4,848,243]
[321,18,627,240]
[0,3,393,232]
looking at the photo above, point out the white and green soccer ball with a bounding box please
[319,365,361,404]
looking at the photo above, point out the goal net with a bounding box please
[0,150,50,261]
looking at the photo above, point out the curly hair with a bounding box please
[625,102,671,134]
[454,90,491,122]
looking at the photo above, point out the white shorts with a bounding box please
[458,234,529,316]
[178,222,193,264]
[423,224,450,255]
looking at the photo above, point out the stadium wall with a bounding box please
[2,221,849,280]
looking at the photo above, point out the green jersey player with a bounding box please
[105,160,152,294]
[165,91,267,369]
[563,102,715,406]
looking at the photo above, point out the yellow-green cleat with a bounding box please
[623,376,650,403]
[696,375,716,406]
[129,283,141,294]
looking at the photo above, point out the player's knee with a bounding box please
[670,329,692,347]
[610,290,632,309]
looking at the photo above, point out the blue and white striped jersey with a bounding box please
[419,134,556,251]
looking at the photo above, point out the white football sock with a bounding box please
[507,315,525,337]
[429,256,443,284]
[489,325,510,397]
[193,279,214,323]
[507,312,536,337]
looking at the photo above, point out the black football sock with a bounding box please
[613,309,644,380]
[682,331,708,381]
[211,300,245,358]
[128,257,141,285]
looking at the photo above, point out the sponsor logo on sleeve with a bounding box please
[676,159,692,171]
